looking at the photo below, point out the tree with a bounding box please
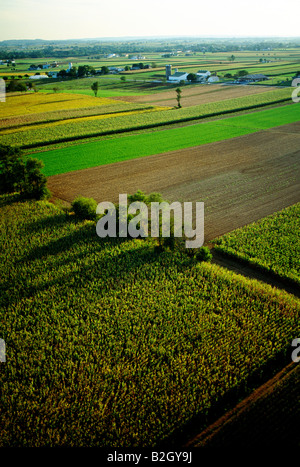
[236,70,248,77]
[22,158,50,199]
[71,196,98,220]
[120,76,126,82]
[0,144,24,194]
[6,79,27,92]
[175,87,182,108]
[101,66,109,75]
[0,144,50,199]
[91,81,99,97]
[77,65,95,78]
[68,66,77,78]
[57,69,67,79]
[187,73,197,82]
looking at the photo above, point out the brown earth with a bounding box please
[48,121,300,243]
[113,84,279,107]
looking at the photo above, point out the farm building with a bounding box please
[196,70,211,81]
[168,71,189,83]
[28,74,49,79]
[167,68,212,84]
[238,74,269,83]
[207,76,220,83]
[108,67,124,74]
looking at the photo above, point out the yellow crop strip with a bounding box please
[0,106,170,135]
[0,93,123,118]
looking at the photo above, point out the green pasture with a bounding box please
[33,103,300,176]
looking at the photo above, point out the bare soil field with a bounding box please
[113,84,278,107]
[48,121,300,242]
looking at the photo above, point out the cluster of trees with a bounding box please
[70,191,212,261]
[5,79,37,93]
[224,70,248,79]
[57,64,97,79]
[0,144,50,200]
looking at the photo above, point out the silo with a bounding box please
[166,64,172,80]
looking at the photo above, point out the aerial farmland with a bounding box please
[0,35,299,451]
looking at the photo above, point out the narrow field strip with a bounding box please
[212,203,300,286]
[0,88,292,148]
[33,104,300,176]
[0,106,168,135]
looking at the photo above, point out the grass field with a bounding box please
[47,122,300,243]
[0,88,293,149]
[27,103,300,176]
[1,195,299,447]
[213,203,300,285]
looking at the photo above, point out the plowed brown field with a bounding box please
[48,121,300,242]
[113,84,278,107]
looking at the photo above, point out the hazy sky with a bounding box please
[0,0,299,41]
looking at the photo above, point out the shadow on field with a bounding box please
[5,211,180,307]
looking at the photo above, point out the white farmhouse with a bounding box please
[207,76,220,83]
[196,70,211,82]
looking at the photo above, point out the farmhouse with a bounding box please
[108,66,124,74]
[167,68,212,84]
[207,76,220,83]
[196,70,211,81]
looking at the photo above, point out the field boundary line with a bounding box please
[210,248,300,298]
[19,97,291,149]
[183,362,297,447]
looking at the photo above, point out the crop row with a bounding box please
[0,196,299,447]
[0,102,158,130]
[0,106,169,136]
[0,88,292,148]
[0,92,118,118]
[213,203,300,286]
